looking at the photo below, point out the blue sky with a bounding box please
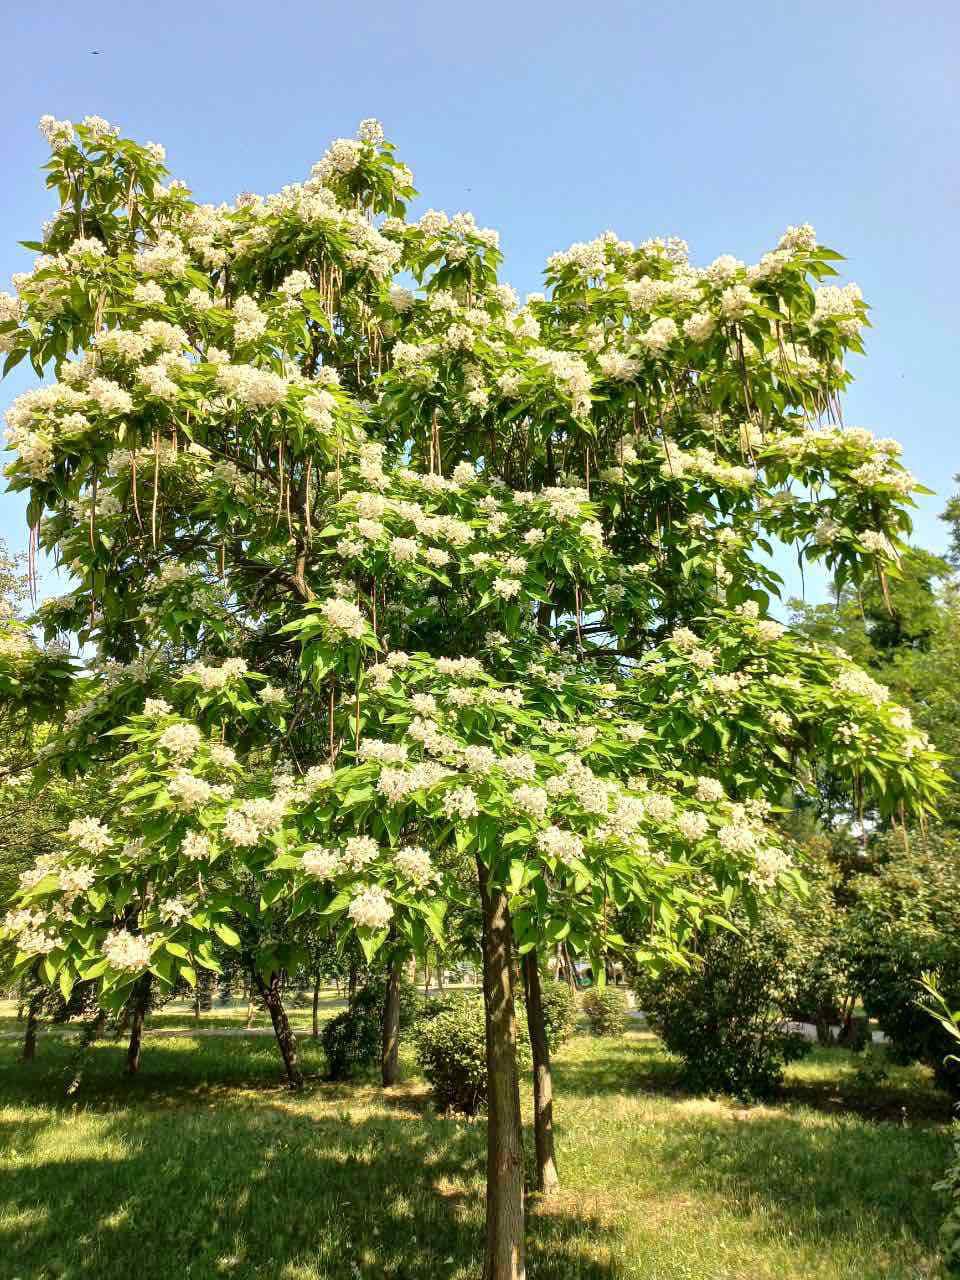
[1,0,957,604]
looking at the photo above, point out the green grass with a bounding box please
[0,1022,953,1279]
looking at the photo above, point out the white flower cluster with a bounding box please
[537,826,583,867]
[66,816,112,854]
[158,722,203,761]
[222,795,287,846]
[180,831,214,860]
[348,885,393,929]
[168,771,215,810]
[184,657,249,691]
[102,930,152,970]
[319,595,366,639]
[302,846,341,879]
[143,697,173,717]
[835,667,889,706]
[442,785,480,821]
[394,845,435,886]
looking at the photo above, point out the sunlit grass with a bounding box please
[0,1025,952,1279]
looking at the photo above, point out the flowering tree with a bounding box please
[0,114,945,1279]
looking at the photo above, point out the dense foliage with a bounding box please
[635,911,814,1099]
[846,831,960,1093]
[523,978,577,1051]
[580,986,628,1037]
[415,991,531,1114]
[321,974,423,1079]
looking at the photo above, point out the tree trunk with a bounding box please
[126,974,152,1074]
[312,973,321,1039]
[522,950,560,1194]
[245,972,256,1028]
[65,1007,108,1096]
[559,942,576,990]
[477,856,526,1280]
[381,959,402,1087]
[23,994,41,1061]
[257,971,304,1089]
[436,952,444,993]
[348,958,359,1001]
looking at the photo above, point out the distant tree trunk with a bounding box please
[23,993,41,1062]
[559,942,576,990]
[126,974,152,1075]
[312,973,322,1039]
[436,952,444,993]
[245,971,256,1028]
[423,961,431,996]
[477,856,526,1280]
[381,959,402,1086]
[197,968,214,1014]
[65,1007,108,1096]
[256,971,303,1089]
[348,957,360,1001]
[522,950,560,1195]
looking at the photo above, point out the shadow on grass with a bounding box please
[554,1032,955,1124]
[1,1033,951,1278]
[0,1039,621,1280]
[649,1102,951,1257]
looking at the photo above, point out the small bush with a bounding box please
[581,987,628,1037]
[537,980,578,1050]
[845,831,960,1095]
[350,976,425,1030]
[634,920,812,1100]
[414,992,531,1114]
[321,976,423,1079]
[321,1005,380,1080]
[937,1132,960,1276]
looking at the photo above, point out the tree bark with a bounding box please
[126,974,152,1075]
[23,994,41,1061]
[477,856,526,1280]
[257,971,304,1089]
[311,973,321,1039]
[522,950,560,1194]
[559,942,576,990]
[245,972,256,1028]
[65,1007,108,1096]
[381,959,402,1087]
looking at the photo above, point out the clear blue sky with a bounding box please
[2,0,957,604]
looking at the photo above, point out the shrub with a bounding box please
[321,1004,380,1080]
[581,987,628,1037]
[937,1132,960,1276]
[536,980,578,1050]
[321,976,425,1080]
[414,992,531,1114]
[635,918,812,1100]
[845,830,960,1095]
[780,868,849,1045]
[350,975,425,1030]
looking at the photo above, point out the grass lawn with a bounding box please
[0,1016,953,1280]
